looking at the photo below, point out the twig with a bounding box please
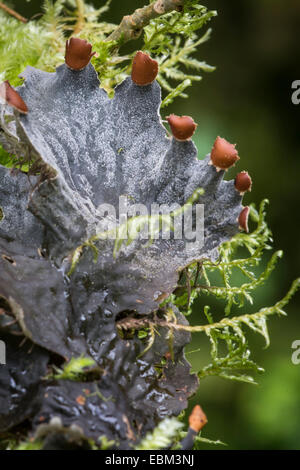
[106,0,184,45]
[0,2,27,23]
[116,297,289,335]
[73,0,85,35]
[185,268,191,306]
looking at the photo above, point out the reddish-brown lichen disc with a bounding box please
[238,206,250,232]
[0,81,28,113]
[65,38,95,71]
[167,114,197,141]
[210,136,240,171]
[188,405,208,433]
[235,171,252,194]
[131,51,158,86]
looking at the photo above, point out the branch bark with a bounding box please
[107,0,184,44]
[0,2,27,23]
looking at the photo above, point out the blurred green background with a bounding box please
[10,0,300,449]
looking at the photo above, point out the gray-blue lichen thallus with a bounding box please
[0,38,251,449]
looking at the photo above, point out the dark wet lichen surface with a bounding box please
[0,55,244,448]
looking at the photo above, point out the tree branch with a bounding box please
[0,2,27,23]
[107,0,184,45]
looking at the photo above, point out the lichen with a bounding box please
[0,39,277,449]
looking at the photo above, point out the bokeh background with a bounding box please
[12,0,300,449]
